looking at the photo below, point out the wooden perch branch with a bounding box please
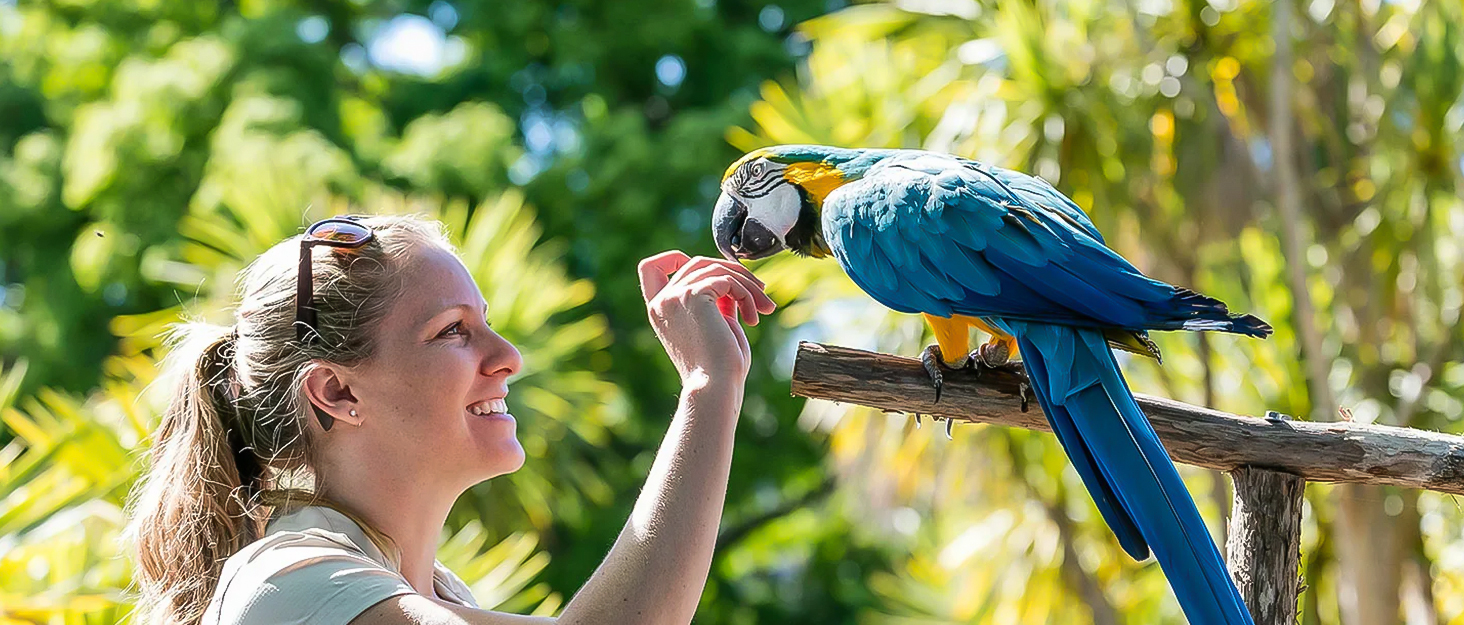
[790,342,1464,495]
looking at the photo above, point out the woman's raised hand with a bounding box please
[638,251,776,384]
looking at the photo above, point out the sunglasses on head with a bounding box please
[297,216,375,432]
[296,216,376,345]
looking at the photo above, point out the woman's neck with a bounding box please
[318,473,458,597]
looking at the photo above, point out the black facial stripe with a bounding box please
[741,171,783,198]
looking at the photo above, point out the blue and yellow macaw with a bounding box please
[712,145,1268,625]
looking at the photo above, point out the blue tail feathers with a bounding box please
[1004,321,1254,625]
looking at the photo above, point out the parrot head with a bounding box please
[712,145,874,261]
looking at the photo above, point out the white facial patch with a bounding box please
[745,182,803,241]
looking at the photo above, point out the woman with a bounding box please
[125,214,776,625]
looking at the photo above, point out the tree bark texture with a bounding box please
[1226,466,1305,625]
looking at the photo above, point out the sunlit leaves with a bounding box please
[383,102,521,198]
[63,36,235,213]
[434,525,561,615]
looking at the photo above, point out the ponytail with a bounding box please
[126,323,264,625]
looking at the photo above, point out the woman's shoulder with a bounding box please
[203,506,416,625]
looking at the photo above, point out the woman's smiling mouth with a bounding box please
[467,398,511,419]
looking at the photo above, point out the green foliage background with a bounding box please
[1,0,1462,623]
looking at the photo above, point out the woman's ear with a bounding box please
[301,362,365,431]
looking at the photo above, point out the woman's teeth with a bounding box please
[468,398,509,415]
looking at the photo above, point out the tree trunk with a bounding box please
[1335,486,1401,624]
[1266,1,1400,621]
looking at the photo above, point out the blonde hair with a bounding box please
[124,214,453,625]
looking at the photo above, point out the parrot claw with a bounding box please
[920,344,947,403]
[944,417,954,440]
[914,413,923,429]
[961,354,983,380]
[1018,381,1032,413]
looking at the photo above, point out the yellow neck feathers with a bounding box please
[781,162,845,208]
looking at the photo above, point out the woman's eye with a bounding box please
[439,322,466,338]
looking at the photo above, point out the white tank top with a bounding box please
[203,505,478,625]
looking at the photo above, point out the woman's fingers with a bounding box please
[639,251,775,325]
[667,256,766,292]
[682,264,769,324]
[678,262,775,314]
[716,296,737,319]
[637,250,764,382]
[638,250,693,302]
[689,275,760,325]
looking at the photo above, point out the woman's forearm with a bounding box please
[558,368,742,625]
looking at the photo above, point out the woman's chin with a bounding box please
[460,410,524,474]
[475,432,526,470]
[477,443,524,479]
[498,444,526,473]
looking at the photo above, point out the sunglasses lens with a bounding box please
[307,220,371,244]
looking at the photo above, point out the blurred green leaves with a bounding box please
[384,102,520,197]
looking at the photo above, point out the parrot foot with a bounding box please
[921,344,956,403]
[973,340,1012,368]
[1018,380,1032,413]
[967,341,1024,376]
[923,343,1023,406]
[944,416,954,440]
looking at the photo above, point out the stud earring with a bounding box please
[349,409,358,417]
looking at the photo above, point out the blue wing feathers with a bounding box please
[984,253,1150,324]
[990,164,1106,243]
[924,236,1002,297]
[865,244,901,292]
[985,217,1051,267]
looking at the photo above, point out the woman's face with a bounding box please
[342,244,525,488]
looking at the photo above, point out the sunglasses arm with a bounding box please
[296,242,318,343]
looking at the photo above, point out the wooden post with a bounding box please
[1226,466,1305,625]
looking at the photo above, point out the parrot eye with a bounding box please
[749,162,764,177]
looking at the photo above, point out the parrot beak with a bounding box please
[712,192,785,262]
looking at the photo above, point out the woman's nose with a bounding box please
[480,330,523,378]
